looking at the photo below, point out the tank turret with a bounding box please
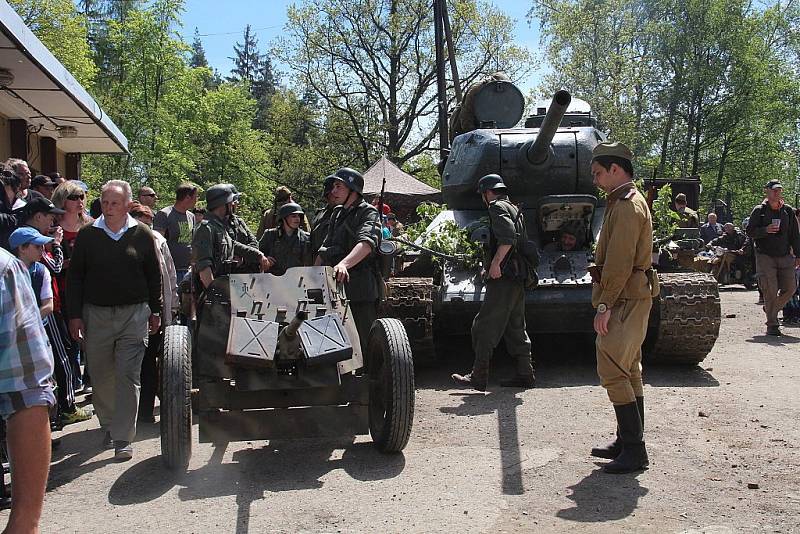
[441,89,603,210]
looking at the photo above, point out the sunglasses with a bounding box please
[142,193,157,198]
[67,194,85,201]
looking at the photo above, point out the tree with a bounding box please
[228,25,278,130]
[189,28,208,68]
[277,0,531,168]
[9,0,97,88]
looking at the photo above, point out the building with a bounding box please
[0,1,127,177]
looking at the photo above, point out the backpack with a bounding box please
[498,201,539,289]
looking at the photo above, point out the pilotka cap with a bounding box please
[592,141,634,162]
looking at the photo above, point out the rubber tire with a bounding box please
[368,318,415,453]
[160,325,192,471]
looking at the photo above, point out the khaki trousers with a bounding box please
[756,253,797,327]
[596,298,651,405]
[84,302,149,442]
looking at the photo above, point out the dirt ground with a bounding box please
[3,288,800,533]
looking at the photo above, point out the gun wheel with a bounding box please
[160,324,193,470]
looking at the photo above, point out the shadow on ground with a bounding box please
[417,334,719,390]
[556,467,649,522]
[108,438,405,533]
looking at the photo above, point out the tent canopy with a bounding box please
[362,156,440,196]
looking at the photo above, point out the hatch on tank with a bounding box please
[537,194,597,249]
[472,80,525,129]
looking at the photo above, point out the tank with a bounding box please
[384,85,721,365]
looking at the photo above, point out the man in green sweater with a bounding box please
[67,180,162,461]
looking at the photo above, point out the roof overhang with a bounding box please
[0,1,128,154]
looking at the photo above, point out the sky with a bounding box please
[179,0,546,95]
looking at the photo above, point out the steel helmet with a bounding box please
[322,175,337,197]
[477,174,507,193]
[219,183,241,201]
[333,167,364,195]
[205,184,236,210]
[278,202,304,221]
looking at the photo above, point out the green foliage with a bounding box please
[10,0,97,88]
[532,0,800,221]
[404,202,482,269]
[650,184,679,241]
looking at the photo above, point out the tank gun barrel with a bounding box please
[526,90,572,165]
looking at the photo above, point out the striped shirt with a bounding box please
[0,247,54,393]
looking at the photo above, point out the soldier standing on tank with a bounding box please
[674,193,699,228]
[588,142,653,474]
[259,202,312,275]
[316,168,382,355]
[451,174,535,391]
[192,185,270,288]
[311,175,337,258]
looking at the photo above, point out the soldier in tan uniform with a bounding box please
[588,142,654,474]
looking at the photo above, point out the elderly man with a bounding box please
[67,180,162,460]
[700,213,723,243]
[5,158,42,205]
[137,186,158,209]
[708,223,748,284]
[746,180,800,336]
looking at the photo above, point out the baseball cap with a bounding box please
[31,175,57,188]
[14,197,65,218]
[765,179,783,190]
[9,226,54,249]
[592,141,634,161]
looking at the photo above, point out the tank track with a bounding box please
[381,277,436,361]
[645,272,721,365]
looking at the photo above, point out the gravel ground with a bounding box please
[3,288,799,533]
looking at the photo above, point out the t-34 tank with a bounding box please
[385,83,720,365]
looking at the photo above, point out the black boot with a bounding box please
[603,402,648,474]
[452,360,489,391]
[591,396,646,461]
[500,355,535,388]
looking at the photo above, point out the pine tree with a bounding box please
[228,24,262,84]
[189,28,208,68]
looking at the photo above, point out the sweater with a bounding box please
[66,222,162,317]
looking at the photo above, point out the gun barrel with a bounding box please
[283,311,308,338]
[526,90,572,165]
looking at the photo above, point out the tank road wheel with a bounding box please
[368,318,415,453]
[644,272,721,365]
[160,324,192,470]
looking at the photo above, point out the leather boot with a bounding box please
[603,402,648,474]
[452,359,489,391]
[500,354,535,388]
[591,396,645,460]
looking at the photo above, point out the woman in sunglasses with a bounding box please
[52,181,94,393]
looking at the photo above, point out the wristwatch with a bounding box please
[597,303,609,314]
[152,312,161,317]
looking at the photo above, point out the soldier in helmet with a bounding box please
[316,168,382,354]
[452,174,535,391]
[218,184,261,273]
[192,184,270,288]
[311,175,337,258]
[259,202,312,275]
[588,141,653,474]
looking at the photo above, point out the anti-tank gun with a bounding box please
[159,266,415,471]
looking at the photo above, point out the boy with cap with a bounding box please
[10,227,55,321]
[451,173,535,390]
[745,179,800,335]
[14,200,91,425]
[588,141,654,474]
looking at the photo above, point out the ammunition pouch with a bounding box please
[646,268,660,298]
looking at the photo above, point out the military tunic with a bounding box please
[592,182,654,405]
[310,206,333,256]
[319,199,382,353]
[227,214,261,273]
[676,206,699,228]
[259,227,312,275]
[192,213,235,277]
[471,196,532,376]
